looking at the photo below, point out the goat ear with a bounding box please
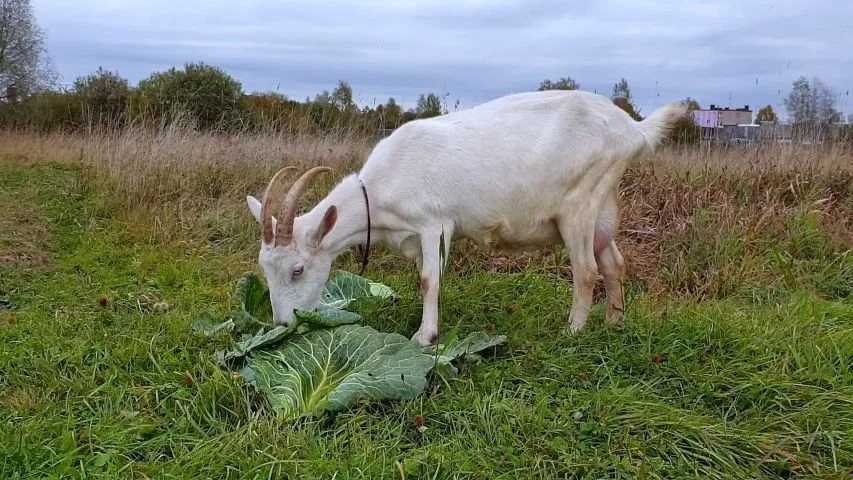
[312,205,338,247]
[246,196,262,223]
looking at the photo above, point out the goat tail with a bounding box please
[637,101,689,151]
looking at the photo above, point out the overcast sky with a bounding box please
[36,0,852,118]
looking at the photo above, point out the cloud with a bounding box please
[35,0,853,116]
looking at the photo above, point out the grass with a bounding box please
[1,131,852,478]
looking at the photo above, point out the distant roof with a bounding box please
[700,104,752,112]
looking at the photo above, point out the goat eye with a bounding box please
[291,266,304,279]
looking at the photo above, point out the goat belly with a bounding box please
[467,217,562,252]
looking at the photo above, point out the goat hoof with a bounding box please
[412,329,438,346]
[605,306,625,328]
[563,321,586,336]
[605,317,625,328]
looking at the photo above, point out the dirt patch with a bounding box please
[0,204,51,269]
[0,168,53,274]
[0,386,41,413]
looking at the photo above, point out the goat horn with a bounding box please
[276,166,332,245]
[261,166,299,244]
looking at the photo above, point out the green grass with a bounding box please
[1,163,852,479]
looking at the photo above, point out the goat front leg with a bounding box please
[412,229,448,346]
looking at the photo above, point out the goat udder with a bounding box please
[593,229,611,256]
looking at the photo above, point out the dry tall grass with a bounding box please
[1,127,850,298]
[621,148,851,297]
[0,126,370,243]
[0,126,370,203]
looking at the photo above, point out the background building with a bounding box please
[692,105,757,144]
[692,105,753,127]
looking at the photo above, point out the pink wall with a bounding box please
[692,110,719,128]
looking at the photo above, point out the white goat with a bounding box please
[246,90,685,345]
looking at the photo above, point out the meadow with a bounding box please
[0,127,851,478]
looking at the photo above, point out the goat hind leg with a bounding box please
[596,239,626,327]
[594,191,625,327]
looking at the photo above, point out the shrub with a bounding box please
[0,90,83,131]
[669,115,700,145]
[137,63,244,130]
[613,96,643,121]
[73,67,131,128]
[241,93,310,133]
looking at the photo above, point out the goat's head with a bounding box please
[246,166,338,327]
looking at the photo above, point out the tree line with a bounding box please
[0,63,458,134]
[0,61,650,136]
[1,65,845,144]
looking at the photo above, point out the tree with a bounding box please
[611,78,631,99]
[784,76,840,125]
[0,0,56,98]
[538,77,580,91]
[611,78,642,120]
[416,93,443,118]
[813,78,841,124]
[73,67,131,124]
[785,77,813,124]
[138,63,243,129]
[755,105,777,123]
[312,90,331,105]
[381,97,401,128]
[683,97,701,111]
[331,80,354,112]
